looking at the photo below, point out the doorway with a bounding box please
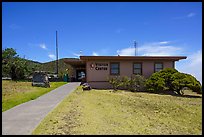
[76,69,86,82]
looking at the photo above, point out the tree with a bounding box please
[145,72,166,92]
[159,68,178,91]
[145,68,202,95]
[171,72,187,95]
[2,48,34,80]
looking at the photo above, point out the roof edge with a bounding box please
[80,56,187,61]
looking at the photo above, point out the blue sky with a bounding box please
[2,2,202,83]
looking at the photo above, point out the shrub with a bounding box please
[159,68,178,91]
[108,76,122,91]
[108,75,146,92]
[171,72,187,95]
[145,72,166,92]
[129,75,146,92]
[184,73,202,94]
[120,76,131,90]
[146,68,202,95]
[171,72,202,95]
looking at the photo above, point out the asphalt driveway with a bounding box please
[2,82,80,135]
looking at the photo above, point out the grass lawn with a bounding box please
[2,80,67,112]
[32,86,202,135]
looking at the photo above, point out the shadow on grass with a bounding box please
[92,87,202,99]
[128,90,202,99]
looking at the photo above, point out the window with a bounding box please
[133,63,142,75]
[155,63,163,72]
[110,62,120,75]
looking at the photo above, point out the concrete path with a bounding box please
[2,82,80,135]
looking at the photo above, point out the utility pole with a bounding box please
[56,30,58,75]
[134,40,137,56]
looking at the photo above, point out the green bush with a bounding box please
[129,75,146,92]
[120,76,131,90]
[146,68,202,95]
[108,75,146,92]
[145,72,166,92]
[183,73,201,94]
[108,76,122,91]
[171,72,187,95]
[159,68,178,91]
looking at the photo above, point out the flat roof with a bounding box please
[80,56,187,61]
[64,58,85,66]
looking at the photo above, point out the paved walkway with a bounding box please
[2,82,80,135]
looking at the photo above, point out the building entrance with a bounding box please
[76,69,86,82]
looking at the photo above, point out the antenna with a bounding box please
[134,40,137,56]
[79,50,82,56]
[56,30,58,75]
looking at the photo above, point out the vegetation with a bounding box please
[108,76,123,91]
[2,80,67,112]
[2,48,40,80]
[171,72,202,94]
[129,75,146,92]
[108,68,201,96]
[108,75,146,91]
[38,58,74,79]
[2,48,79,80]
[145,68,202,95]
[32,87,202,135]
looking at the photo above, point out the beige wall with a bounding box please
[86,60,174,88]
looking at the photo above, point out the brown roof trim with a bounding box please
[64,58,85,66]
[80,56,187,61]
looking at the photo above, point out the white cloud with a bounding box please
[73,53,81,58]
[140,45,182,56]
[48,54,56,60]
[159,41,170,44]
[117,41,182,56]
[92,52,99,56]
[116,42,202,83]
[40,43,47,50]
[176,50,202,83]
[117,47,135,56]
[187,12,196,18]
[173,12,196,20]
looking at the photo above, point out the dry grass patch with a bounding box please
[32,87,202,135]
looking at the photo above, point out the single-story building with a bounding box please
[64,56,187,89]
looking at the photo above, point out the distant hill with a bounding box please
[21,58,79,78]
[37,58,79,78]
[22,58,42,66]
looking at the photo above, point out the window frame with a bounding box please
[110,62,120,75]
[154,62,163,72]
[133,62,142,75]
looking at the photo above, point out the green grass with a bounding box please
[2,80,67,112]
[32,87,202,135]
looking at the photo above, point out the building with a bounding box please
[64,56,187,89]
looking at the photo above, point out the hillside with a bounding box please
[3,57,78,79]
[37,58,79,78]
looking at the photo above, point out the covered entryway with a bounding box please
[64,58,86,82]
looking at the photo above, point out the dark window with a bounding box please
[155,63,163,72]
[110,62,120,75]
[133,63,142,75]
